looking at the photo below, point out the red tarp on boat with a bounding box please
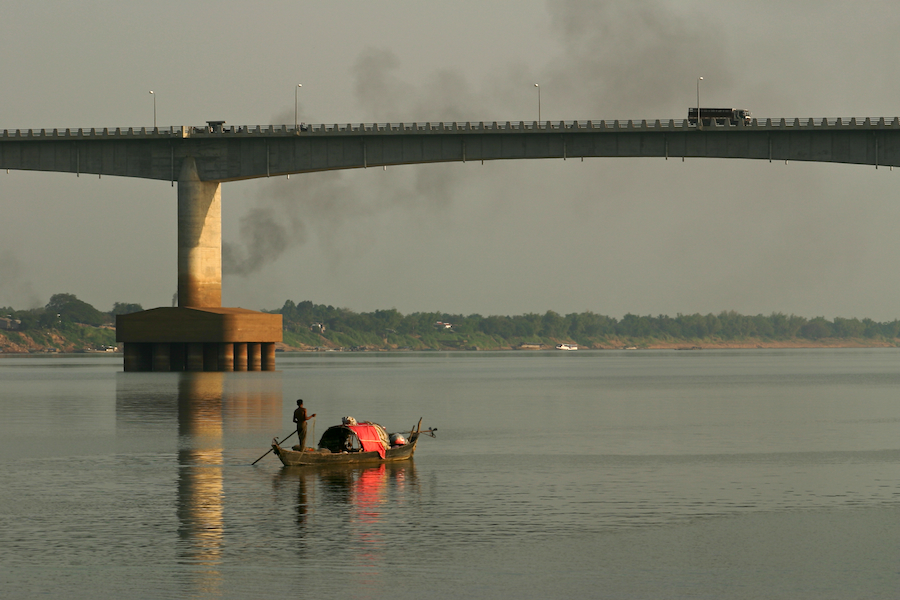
[348,424,387,459]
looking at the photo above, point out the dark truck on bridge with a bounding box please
[688,108,751,126]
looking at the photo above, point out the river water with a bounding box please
[2,349,899,599]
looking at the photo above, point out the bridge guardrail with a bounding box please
[3,118,900,140]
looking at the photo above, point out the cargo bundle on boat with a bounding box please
[272,417,434,466]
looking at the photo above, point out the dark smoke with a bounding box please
[0,249,41,308]
[223,1,735,278]
[223,48,480,277]
[544,0,733,117]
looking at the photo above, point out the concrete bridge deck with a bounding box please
[3,117,899,183]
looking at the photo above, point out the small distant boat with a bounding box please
[556,343,578,351]
[272,418,434,466]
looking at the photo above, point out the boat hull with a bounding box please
[273,439,418,466]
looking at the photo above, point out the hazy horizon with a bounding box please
[3,1,900,321]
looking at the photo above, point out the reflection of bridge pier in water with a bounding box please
[176,373,226,596]
[116,371,283,595]
[115,371,283,435]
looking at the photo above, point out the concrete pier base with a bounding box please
[117,307,281,372]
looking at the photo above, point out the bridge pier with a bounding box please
[117,156,281,371]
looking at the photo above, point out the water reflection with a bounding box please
[176,373,225,597]
[274,462,419,573]
[115,371,282,434]
[116,371,283,598]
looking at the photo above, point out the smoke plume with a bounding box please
[223,0,735,278]
[0,249,41,309]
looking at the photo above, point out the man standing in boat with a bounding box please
[293,399,316,451]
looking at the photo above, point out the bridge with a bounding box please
[3,117,899,180]
[2,117,896,371]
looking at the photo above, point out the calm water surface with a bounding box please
[2,349,900,599]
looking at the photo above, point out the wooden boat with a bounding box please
[272,418,432,467]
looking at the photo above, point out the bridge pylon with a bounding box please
[116,157,281,372]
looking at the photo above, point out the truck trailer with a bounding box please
[687,107,751,126]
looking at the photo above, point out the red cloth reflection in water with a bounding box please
[355,463,387,521]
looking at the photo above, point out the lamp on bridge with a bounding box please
[149,90,156,129]
[534,83,541,125]
[696,77,703,128]
[295,83,302,131]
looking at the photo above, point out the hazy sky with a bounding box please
[3,0,900,321]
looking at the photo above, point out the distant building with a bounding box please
[0,317,21,331]
[309,322,325,333]
[435,321,452,330]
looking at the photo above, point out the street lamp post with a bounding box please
[149,90,156,129]
[696,77,703,128]
[295,83,302,130]
[534,83,541,125]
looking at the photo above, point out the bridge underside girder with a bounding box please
[2,124,899,182]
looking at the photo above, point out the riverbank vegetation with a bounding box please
[0,294,127,353]
[3,294,900,353]
[273,300,900,350]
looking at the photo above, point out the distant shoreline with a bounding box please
[4,324,899,355]
[637,339,898,350]
[2,340,898,357]
[273,338,900,352]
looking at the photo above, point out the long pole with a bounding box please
[534,83,541,124]
[251,429,297,465]
[696,77,703,128]
[295,83,302,130]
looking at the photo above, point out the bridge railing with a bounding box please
[0,126,184,139]
[3,118,900,139]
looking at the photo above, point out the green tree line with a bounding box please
[0,294,142,351]
[4,294,900,351]
[273,300,900,348]
[2,293,143,330]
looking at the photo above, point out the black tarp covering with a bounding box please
[318,425,359,453]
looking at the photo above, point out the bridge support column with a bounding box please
[203,343,219,371]
[124,343,150,372]
[178,157,222,308]
[234,343,248,371]
[248,342,261,371]
[152,343,171,372]
[218,343,234,372]
[262,343,276,371]
[186,343,205,371]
